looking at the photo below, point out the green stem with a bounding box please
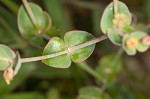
[109,48,124,66]
[113,0,118,15]
[77,62,105,84]
[0,15,26,48]
[0,0,19,14]
[22,0,39,29]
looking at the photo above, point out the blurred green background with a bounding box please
[0,0,150,99]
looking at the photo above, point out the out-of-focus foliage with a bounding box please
[0,0,150,99]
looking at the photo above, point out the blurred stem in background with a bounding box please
[0,0,19,14]
[43,0,73,37]
[77,62,105,83]
[0,15,27,48]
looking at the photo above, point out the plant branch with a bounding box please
[109,48,124,66]
[0,0,19,14]
[20,35,108,63]
[77,62,105,84]
[22,0,38,29]
[113,0,118,15]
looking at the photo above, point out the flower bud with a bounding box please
[142,36,150,45]
[3,67,14,85]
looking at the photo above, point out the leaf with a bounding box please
[46,88,60,99]
[136,43,149,52]
[100,1,132,33]
[0,44,15,70]
[107,28,122,45]
[18,3,51,47]
[96,53,122,84]
[42,37,71,68]
[1,92,44,99]
[107,84,135,99]
[78,86,110,99]
[64,30,95,62]
[13,52,22,76]
[130,31,149,52]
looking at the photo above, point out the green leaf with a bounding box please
[78,86,110,99]
[18,3,51,47]
[107,28,122,45]
[96,53,122,84]
[122,34,136,55]
[0,44,15,70]
[107,84,135,99]
[13,52,22,76]
[46,88,60,99]
[2,92,44,99]
[100,1,132,33]
[131,31,147,40]
[42,37,71,68]
[131,31,149,52]
[136,43,149,52]
[64,31,95,62]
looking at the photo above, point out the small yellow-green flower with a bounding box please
[123,31,150,55]
[113,13,126,27]
[126,37,138,49]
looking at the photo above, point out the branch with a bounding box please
[113,0,118,14]
[77,62,105,84]
[20,35,108,63]
[22,0,38,29]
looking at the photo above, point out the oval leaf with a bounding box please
[96,53,122,84]
[64,31,95,62]
[78,86,111,99]
[131,31,149,52]
[0,45,15,70]
[42,37,71,68]
[18,3,51,47]
[100,1,132,33]
[107,28,122,45]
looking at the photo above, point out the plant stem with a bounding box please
[22,0,38,29]
[20,35,108,63]
[0,15,27,48]
[113,0,118,15]
[0,0,19,14]
[77,62,105,84]
[109,48,124,66]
